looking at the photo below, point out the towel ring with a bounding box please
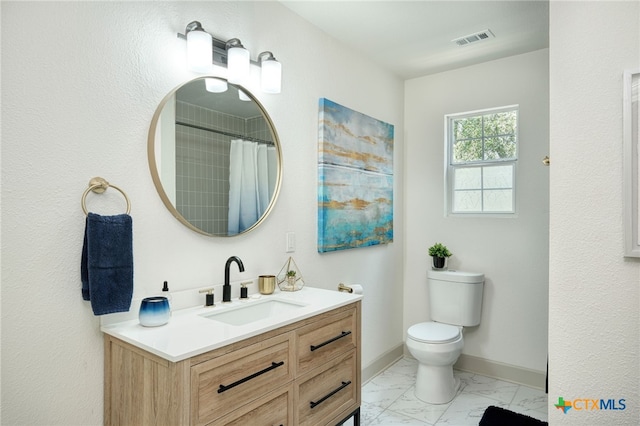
[81,177,131,216]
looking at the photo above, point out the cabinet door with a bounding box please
[296,307,357,376]
[296,350,358,426]
[208,383,293,426]
[191,333,293,426]
[105,336,191,426]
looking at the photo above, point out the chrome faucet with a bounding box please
[223,256,245,302]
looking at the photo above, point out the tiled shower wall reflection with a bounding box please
[175,101,272,235]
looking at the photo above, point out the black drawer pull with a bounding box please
[310,331,352,352]
[218,361,284,394]
[310,381,352,409]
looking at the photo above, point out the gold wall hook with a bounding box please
[542,156,550,166]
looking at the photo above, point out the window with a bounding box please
[446,106,518,214]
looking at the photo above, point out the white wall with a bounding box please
[404,49,549,373]
[549,2,640,424]
[0,2,404,424]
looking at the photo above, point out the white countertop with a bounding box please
[101,286,362,362]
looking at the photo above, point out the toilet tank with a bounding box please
[428,270,484,327]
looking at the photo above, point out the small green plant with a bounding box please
[286,270,296,277]
[428,242,452,258]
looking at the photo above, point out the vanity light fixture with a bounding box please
[185,21,213,73]
[226,38,250,85]
[205,77,228,93]
[238,89,251,102]
[258,51,282,94]
[178,21,282,94]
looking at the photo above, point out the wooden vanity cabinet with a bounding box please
[297,350,358,425]
[104,301,361,426]
[208,384,294,426]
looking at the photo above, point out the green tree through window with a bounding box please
[446,106,518,214]
[452,110,517,163]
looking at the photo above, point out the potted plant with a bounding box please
[277,257,305,292]
[428,242,452,269]
[286,270,297,287]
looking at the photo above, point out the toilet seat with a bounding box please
[408,322,461,344]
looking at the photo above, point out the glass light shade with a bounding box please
[205,78,228,93]
[238,89,251,101]
[260,58,282,94]
[227,46,250,84]
[187,30,212,73]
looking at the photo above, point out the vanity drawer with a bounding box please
[191,333,293,426]
[296,306,357,375]
[208,383,293,426]
[296,350,358,426]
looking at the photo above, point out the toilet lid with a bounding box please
[408,322,461,344]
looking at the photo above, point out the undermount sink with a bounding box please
[201,298,307,326]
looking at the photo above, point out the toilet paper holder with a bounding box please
[338,283,353,293]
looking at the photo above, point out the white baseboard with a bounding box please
[361,344,405,383]
[361,345,546,391]
[454,353,547,390]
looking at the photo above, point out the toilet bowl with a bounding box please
[406,270,484,404]
[407,321,464,404]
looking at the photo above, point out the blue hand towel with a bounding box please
[81,213,133,315]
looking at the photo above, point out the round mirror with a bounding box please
[148,77,282,236]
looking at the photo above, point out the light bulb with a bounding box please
[238,89,251,101]
[187,30,212,73]
[260,57,282,94]
[227,45,250,84]
[205,78,228,93]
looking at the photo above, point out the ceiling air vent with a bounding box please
[452,29,495,47]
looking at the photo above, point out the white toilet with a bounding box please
[406,270,484,404]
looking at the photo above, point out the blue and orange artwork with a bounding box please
[318,98,394,253]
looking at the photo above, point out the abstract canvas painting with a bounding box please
[318,98,394,253]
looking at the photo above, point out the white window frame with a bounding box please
[445,105,519,216]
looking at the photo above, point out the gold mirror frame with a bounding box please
[148,77,282,237]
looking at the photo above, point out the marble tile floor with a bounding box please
[343,357,548,426]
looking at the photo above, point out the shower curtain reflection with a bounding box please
[228,140,277,234]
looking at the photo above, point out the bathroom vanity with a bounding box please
[102,287,361,425]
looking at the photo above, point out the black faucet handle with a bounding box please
[199,288,215,307]
[240,281,251,299]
